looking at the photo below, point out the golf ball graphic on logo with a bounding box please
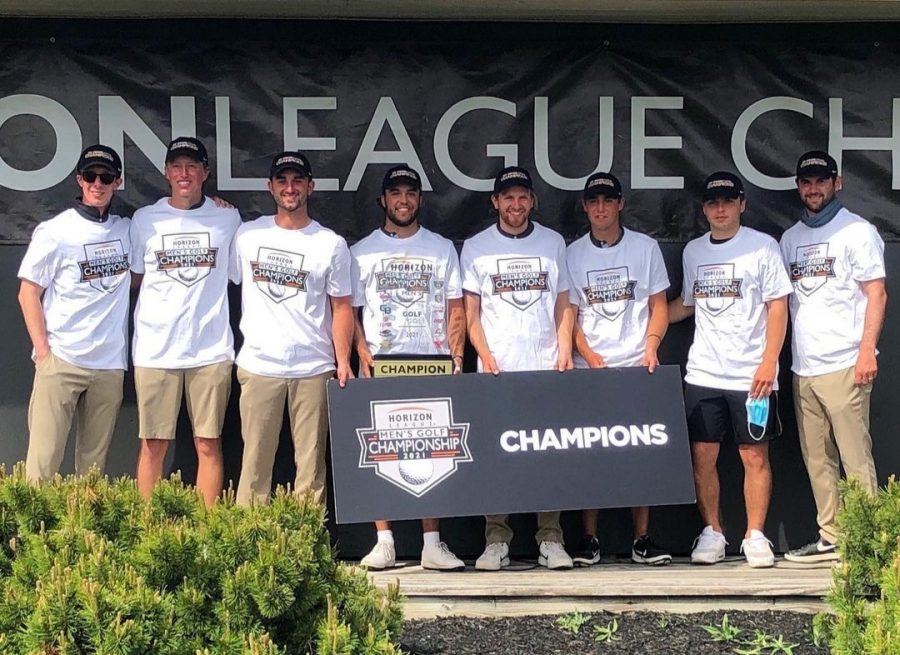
[80,240,129,293]
[156,233,216,287]
[493,257,548,311]
[693,263,742,317]
[790,243,835,297]
[376,257,432,308]
[585,267,635,321]
[357,398,472,497]
[252,247,308,303]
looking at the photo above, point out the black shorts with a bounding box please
[683,383,778,444]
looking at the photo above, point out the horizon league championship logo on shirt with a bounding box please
[356,398,471,497]
[251,247,309,303]
[583,267,637,321]
[375,257,434,308]
[78,240,129,293]
[789,243,836,297]
[491,257,549,310]
[155,232,217,287]
[693,263,743,317]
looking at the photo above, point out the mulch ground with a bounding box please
[400,610,827,655]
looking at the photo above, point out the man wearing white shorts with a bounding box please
[462,166,574,571]
[669,172,792,568]
[18,145,130,482]
[131,137,241,507]
[782,151,886,563]
[232,151,353,507]
[352,164,467,571]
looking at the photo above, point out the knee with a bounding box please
[739,445,770,471]
[139,439,169,461]
[195,437,223,460]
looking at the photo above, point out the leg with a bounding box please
[194,436,224,508]
[421,518,439,532]
[691,442,722,531]
[737,443,771,535]
[484,514,513,544]
[74,369,124,475]
[285,372,331,504]
[137,439,170,499]
[582,509,599,537]
[235,368,286,506]
[184,361,233,507]
[134,366,183,498]
[535,511,563,544]
[631,506,650,539]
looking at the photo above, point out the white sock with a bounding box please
[422,531,440,547]
[376,530,394,545]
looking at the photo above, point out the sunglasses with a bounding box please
[81,171,117,185]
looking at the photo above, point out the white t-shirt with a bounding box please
[232,216,351,377]
[461,222,568,372]
[567,227,670,368]
[130,197,241,369]
[681,226,793,391]
[780,207,886,377]
[18,207,131,370]
[351,227,462,356]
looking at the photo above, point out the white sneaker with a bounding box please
[741,530,775,568]
[360,542,396,570]
[421,542,465,571]
[475,542,510,571]
[691,526,727,564]
[538,540,574,570]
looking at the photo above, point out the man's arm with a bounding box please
[18,280,50,362]
[667,295,694,323]
[572,304,604,368]
[447,297,466,374]
[330,295,354,387]
[554,291,574,372]
[352,309,375,378]
[749,295,788,399]
[463,291,499,375]
[643,290,669,373]
[855,277,887,385]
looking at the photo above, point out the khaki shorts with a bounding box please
[135,361,233,440]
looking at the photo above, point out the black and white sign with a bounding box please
[327,365,695,524]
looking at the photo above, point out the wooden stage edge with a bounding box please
[364,558,835,619]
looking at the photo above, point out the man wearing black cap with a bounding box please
[668,172,791,568]
[351,164,467,571]
[131,137,242,507]
[231,152,353,507]
[461,166,574,571]
[18,144,131,482]
[781,151,886,563]
[566,172,672,566]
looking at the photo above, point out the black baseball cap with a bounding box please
[382,164,422,192]
[165,137,209,166]
[796,150,838,179]
[702,172,745,201]
[583,172,622,199]
[77,145,122,177]
[269,151,312,179]
[493,166,533,194]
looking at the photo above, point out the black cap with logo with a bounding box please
[269,151,313,179]
[583,172,622,199]
[77,145,122,177]
[796,150,838,179]
[382,164,422,192]
[702,171,745,201]
[493,166,533,194]
[165,137,209,166]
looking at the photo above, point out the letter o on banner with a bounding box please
[0,95,82,191]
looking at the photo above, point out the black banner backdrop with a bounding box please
[1,21,899,245]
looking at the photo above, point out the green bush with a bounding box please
[0,465,402,655]
[817,476,900,655]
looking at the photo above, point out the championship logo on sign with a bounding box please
[356,398,471,497]
[375,257,433,308]
[79,240,129,293]
[251,247,309,303]
[789,243,836,297]
[155,232,217,287]
[693,263,743,317]
[583,266,637,321]
[491,257,549,310]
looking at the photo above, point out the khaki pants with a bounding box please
[235,368,331,506]
[793,366,878,543]
[485,512,563,545]
[26,352,123,482]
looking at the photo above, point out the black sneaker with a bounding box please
[631,535,672,566]
[572,535,601,566]
[784,538,839,563]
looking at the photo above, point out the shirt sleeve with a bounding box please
[848,222,886,282]
[648,242,670,295]
[761,240,794,302]
[228,230,242,285]
[445,242,463,300]
[681,248,695,306]
[554,235,569,294]
[18,223,56,288]
[460,241,481,294]
[349,248,366,308]
[327,237,353,297]
[129,215,146,275]
[566,247,581,306]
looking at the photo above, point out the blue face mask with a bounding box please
[745,396,769,441]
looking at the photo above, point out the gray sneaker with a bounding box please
[421,542,465,571]
[360,542,396,570]
[475,542,510,571]
[784,538,839,563]
[538,540,573,570]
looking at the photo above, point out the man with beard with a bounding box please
[232,152,353,506]
[781,151,886,563]
[18,145,131,482]
[352,164,467,571]
[566,172,672,566]
[462,166,574,571]
[131,137,241,507]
